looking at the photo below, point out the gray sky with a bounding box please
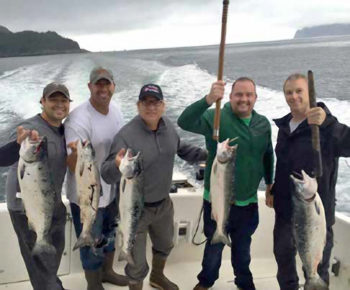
[1,0,350,51]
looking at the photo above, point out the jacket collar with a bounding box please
[135,115,167,133]
[273,102,335,131]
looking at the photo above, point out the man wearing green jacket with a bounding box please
[177,77,274,290]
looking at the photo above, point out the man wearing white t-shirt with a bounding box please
[65,67,128,290]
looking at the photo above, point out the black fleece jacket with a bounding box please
[272,102,350,226]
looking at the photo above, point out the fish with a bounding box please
[290,170,328,290]
[118,149,143,265]
[210,138,238,245]
[73,139,101,250]
[17,135,56,256]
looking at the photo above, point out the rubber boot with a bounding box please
[129,281,143,290]
[101,251,129,286]
[149,255,179,290]
[84,269,104,290]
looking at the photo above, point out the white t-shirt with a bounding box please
[289,118,304,133]
[64,100,124,208]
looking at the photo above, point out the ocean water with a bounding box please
[0,36,350,215]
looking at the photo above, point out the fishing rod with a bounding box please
[213,0,229,141]
[308,70,323,177]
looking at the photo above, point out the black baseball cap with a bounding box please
[138,84,163,101]
[42,82,72,101]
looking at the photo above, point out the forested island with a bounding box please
[0,25,87,57]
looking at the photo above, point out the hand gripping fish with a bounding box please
[73,140,101,250]
[290,170,328,290]
[210,138,238,245]
[18,135,56,256]
[118,149,143,265]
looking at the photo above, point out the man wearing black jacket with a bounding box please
[266,73,350,290]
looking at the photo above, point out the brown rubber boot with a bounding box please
[84,269,105,290]
[149,255,179,290]
[193,283,209,290]
[129,281,143,290]
[101,251,129,286]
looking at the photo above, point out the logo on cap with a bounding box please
[139,84,163,100]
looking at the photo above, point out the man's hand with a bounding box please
[265,184,274,208]
[68,140,79,154]
[67,140,79,173]
[307,107,326,126]
[205,81,225,106]
[115,148,126,168]
[16,126,40,144]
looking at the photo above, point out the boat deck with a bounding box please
[1,187,349,289]
[0,257,284,290]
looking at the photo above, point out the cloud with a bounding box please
[0,0,216,34]
[1,0,350,51]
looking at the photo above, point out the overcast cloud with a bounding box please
[1,0,350,51]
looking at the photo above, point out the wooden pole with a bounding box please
[213,0,229,140]
[308,70,323,177]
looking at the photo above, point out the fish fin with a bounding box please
[79,161,85,177]
[73,233,95,251]
[19,163,26,180]
[121,179,126,193]
[211,230,231,246]
[212,163,217,175]
[314,201,320,215]
[304,275,328,290]
[32,239,56,256]
[118,250,129,262]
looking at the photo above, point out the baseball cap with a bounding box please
[138,84,163,101]
[89,67,114,84]
[42,82,72,101]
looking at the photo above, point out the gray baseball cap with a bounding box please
[42,82,72,101]
[89,67,114,84]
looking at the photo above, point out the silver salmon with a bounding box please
[210,138,238,245]
[18,135,56,255]
[290,170,328,290]
[73,139,101,250]
[119,149,143,265]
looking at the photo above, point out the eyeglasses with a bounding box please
[140,99,163,107]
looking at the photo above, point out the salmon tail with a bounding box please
[126,253,136,266]
[117,250,129,262]
[304,275,328,290]
[73,233,95,251]
[32,239,56,256]
[211,230,231,246]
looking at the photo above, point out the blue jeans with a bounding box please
[197,200,259,290]
[70,199,117,270]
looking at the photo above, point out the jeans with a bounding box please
[70,198,118,270]
[197,200,259,290]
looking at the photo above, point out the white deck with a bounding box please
[1,178,349,289]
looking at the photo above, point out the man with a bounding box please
[101,83,207,290]
[177,78,274,290]
[0,126,38,166]
[64,66,127,290]
[266,73,350,290]
[5,82,71,290]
